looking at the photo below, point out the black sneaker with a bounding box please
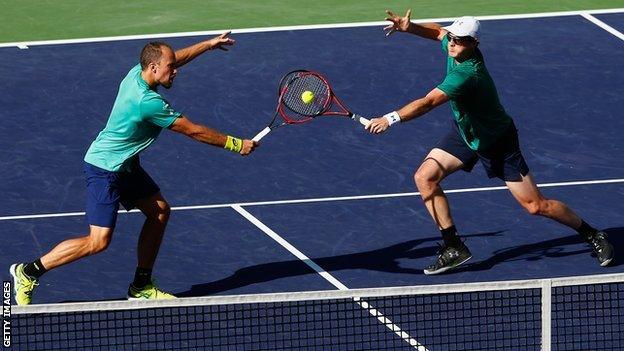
[586,231,614,267]
[424,242,472,275]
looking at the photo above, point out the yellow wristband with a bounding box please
[224,135,243,153]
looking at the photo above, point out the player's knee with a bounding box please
[88,235,112,255]
[523,199,548,216]
[414,168,438,192]
[146,201,171,223]
[524,202,540,216]
[158,202,171,223]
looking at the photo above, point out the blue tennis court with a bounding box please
[2,10,624,351]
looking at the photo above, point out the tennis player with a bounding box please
[10,32,257,305]
[366,11,614,274]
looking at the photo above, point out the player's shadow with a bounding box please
[454,226,624,273]
[176,230,503,297]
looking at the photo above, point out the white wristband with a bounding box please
[383,111,401,126]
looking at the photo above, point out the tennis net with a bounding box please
[6,273,623,350]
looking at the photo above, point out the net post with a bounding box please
[541,279,552,351]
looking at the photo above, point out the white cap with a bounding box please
[442,16,480,38]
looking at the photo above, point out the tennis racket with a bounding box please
[252,70,370,142]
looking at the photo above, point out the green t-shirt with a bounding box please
[436,36,512,151]
[84,64,181,172]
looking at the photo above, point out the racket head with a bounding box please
[277,71,332,124]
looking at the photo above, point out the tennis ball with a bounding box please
[301,90,315,104]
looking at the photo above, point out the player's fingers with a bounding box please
[405,9,411,19]
[386,10,396,18]
[242,146,253,155]
[220,31,231,38]
[370,120,381,130]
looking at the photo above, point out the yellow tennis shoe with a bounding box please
[127,280,176,300]
[9,263,39,305]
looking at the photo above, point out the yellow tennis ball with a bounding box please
[301,90,315,104]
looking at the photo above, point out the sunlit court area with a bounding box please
[1,1,624,350]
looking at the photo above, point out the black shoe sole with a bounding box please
[600,257,613,267]
[423,255,472,275]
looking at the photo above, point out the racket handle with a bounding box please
[351,114,370,126]
[252,127,271,142]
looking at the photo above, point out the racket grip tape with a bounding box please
[351,114,370,126]
[252,127,271,142]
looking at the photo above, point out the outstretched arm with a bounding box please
[384,9,447,41]
[365,88,449,134]
[174,32,235,68]
[169,115,257,155]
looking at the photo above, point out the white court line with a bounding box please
[1,177,623,221]
[231,205,347,290]
[231,205,429,351]
[1,8,623,48]
[581,12,624,41]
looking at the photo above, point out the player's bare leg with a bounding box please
[40,226,114,270]
[506,173,582,227]
[415,148,472,274]
[127,192,175,299]
[10,225,113,305]
[414,148,464,230]
[506,173,613,266]
[135,192,171,269]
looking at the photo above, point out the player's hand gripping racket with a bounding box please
[253,70,370,141]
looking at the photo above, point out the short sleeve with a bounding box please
[437,68,473,99]
[441,34,449,53]
[129,63,142,75]
[140,95,181,128]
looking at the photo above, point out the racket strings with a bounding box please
[281,75,330,120]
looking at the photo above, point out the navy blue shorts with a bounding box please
[434,122,529,182]
[84,162,160,228]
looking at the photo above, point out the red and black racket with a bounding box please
[252,70,370,142]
